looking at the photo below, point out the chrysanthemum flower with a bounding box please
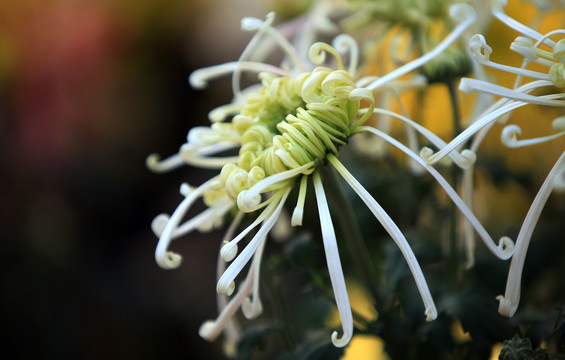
[343,0,487,171]
[417,0,564,317]
[148,6,509,349]
[422,1,565,167]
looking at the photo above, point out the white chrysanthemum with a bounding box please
[345,0,483,170]
[148,6,507,349]
[417,0,564,317]
[421,11,565,167]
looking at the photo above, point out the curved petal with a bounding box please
[312,171,353,347]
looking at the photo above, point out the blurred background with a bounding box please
[1,0,564,359]
[0,0,271,358]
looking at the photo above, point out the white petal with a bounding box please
[291,175,309,227]
[501,124,565,147]
[241,239,266,319]
[459,78,565,106]
[421,100,529,165]
[220,198,279,262]
[368,108,476,169]
[200,264,255,342]
[327,155,438,322]
[498,150,565,317]
[217,189,291,295]
[356,127,515,260]
[146,153,184,173]
[365,4,476,90]
[189,61,288,89]
[492,0,556,47]
[312,171,353,347]
[332,34,359,76]
[468,34,551,81]
[155,177,220,269]
[237,162,315,212]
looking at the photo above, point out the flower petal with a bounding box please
[312,171,353,347]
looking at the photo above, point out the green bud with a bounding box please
[421,47,471,83]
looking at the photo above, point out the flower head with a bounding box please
[422,1,565,167]
[147,6,510,350]
[416,0,565,317]
[149,13,378,346]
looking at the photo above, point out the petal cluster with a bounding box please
[145,0,564,355]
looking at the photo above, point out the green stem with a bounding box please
[447,80,463,136]
[447,80,462,283]
[318,163,380,304]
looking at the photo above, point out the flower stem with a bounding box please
[447,80,463,136]
[447,79,463,283]
[318,163,380,303]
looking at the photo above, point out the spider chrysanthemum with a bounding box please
[414,0,565,318]
[147,7,509,350]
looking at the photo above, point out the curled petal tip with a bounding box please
[498,236,515,260]
[332,34,355,52]
[349,88,374,102]
[241,298,263,319]
[220,242,238,262]
[146,152,185,173]
[151,214,170,237]
[458,78,473,94]
[198,320,217,341]
[425,307,438,322]
[146,153,161,171]
[420,147,435,163]
[510,38,538,61]
[188,71,209,89]
[179,183,194,197]
[156,250,183,270]
[237,190,261,213]
[552,116,565,131]
[308,43,327,65]
[208,107,227,123]
[449,3,476,22]
[496,295,517,317]
[501,125,522,147]
[469,34,491,61]
[217,279,236,296]
[331,330,352,348]
[459,150,477,168]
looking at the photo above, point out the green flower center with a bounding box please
[217,67,369,202]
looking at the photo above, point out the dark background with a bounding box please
[0,1,271,358]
